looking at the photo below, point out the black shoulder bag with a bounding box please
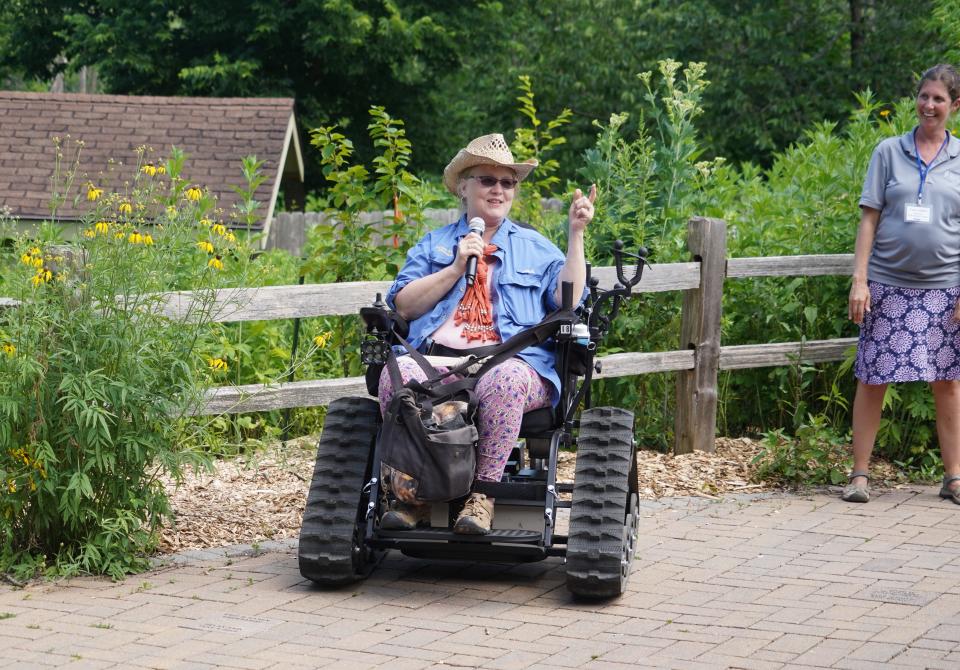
[379,309,574,504]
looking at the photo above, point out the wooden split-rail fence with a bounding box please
[162,217,859,453]
[3,217,858,454]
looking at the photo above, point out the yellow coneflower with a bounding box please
[20,247,42,266]
[313,331,334,348]
[156,164,166,175]
[114,231,125,240]
[119,202,133,215]
[199,217,212,227]
[28,479,36,493]
[1,343,14,357]
[879,109,891,118]
[86,184,103,201]
[207,357,229,372]
[185,186,203,201]
[142,233,154,246]
[197,240,214,254]
[224,231,237,243]
[7,480,15,494]
[166,205,177,217]
[141,163,157,176]
[207,255,224,271]
[128,231,144,245]
[83,229,95,239]
[30,269,52,286]
[95,220,110,235]
[211,223,227,237]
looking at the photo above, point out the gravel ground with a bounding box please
[157,435,783,554]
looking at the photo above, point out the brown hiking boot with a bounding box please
[380,501,431,530]
[453,493,494,535]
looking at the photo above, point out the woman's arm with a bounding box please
[393,263,462,321]
[554,185,596,306]
[393,233,483,321]
[848,206,880,324]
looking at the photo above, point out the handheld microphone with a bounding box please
[464,217,485,286]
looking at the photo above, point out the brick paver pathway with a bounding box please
[2,486,960,669]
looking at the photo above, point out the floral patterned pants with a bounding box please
[378,356,552,482]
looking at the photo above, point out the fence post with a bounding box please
[674,217,727,454]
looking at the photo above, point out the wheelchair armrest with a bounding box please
[360,306,409,341]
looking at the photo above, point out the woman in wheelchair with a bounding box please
[378,133,596,534]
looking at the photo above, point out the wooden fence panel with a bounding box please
[727,254,853,278]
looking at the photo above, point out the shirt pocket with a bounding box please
[499,268,545,325]
[428,244,456,273]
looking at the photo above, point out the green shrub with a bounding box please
[0,141,253,578]
[752,415,852,487]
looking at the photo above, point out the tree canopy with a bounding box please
[0,0,953,184]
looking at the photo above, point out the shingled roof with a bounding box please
[0,91,303,238]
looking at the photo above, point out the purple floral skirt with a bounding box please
[854,281,960,384]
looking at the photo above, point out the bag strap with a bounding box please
[387,307,575,402]
[385,329,443,392]
[432,308,576,398]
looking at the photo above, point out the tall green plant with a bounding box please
[0,142,246,578]
[304,106,443,377]
[508,75,572,234]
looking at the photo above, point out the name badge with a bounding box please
[905,203,931,224]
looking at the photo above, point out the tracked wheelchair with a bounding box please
[297,242,648,598]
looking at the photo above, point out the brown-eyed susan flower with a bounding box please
[20,247,42,267]
[119,202,133,215]
[197,240,214,254]
[1,343,14,357]
[95,221,110,235]
[30,269,52,286]
[208,255,224,271]
[185,186,203,201]
[86,184,103,201]
[207,357,229,372]
[313,331,334,348]
[211,223,227,237]
[141,163,157,176]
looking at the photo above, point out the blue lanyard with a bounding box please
[915,129,950,204]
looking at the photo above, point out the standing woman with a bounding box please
[845,64,960,504]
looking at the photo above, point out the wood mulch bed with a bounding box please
[155,436,902,554]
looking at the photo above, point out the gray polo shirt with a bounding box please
[860,127,960,288]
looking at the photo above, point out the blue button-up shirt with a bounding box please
[387,215,581,404]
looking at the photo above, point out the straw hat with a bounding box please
[442,133,538,195]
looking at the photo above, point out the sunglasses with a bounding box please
[467,175,518,190]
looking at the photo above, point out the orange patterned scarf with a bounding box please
[454,244,499,342]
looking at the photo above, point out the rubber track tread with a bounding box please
[298,397,380,586]
[566,406,635,599]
